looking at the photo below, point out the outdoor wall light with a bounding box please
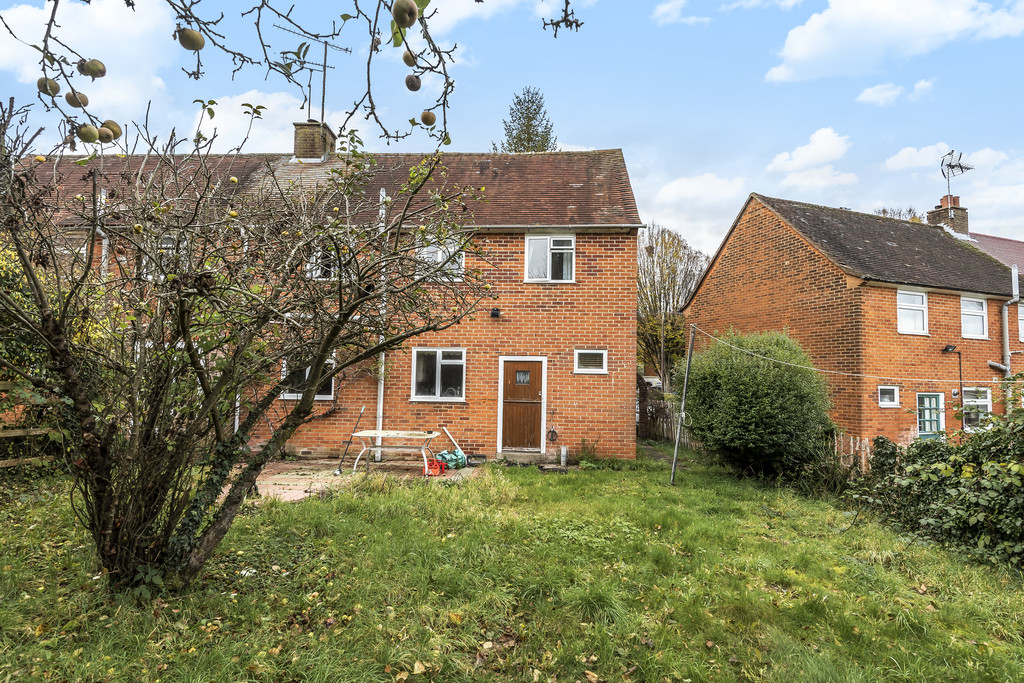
[942,344,957,353]
[490,308,500,318]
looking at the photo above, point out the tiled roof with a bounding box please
[25,153,272,225]
[756,194,1019,297]
[266,150,642,229]
[972,232,1024,270]
[27,150,642,231]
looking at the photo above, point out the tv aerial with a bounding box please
[273,24,350,124]
[939,150,974,217]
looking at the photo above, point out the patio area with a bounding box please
[252,457,481,502]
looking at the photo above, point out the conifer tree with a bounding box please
[492,86,559,153]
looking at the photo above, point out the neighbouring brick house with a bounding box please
[684,193,1024,448]
[248,123,642,461]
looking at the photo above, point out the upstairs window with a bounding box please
[526,236,574,282]
[961,297,988,339]
[419,239,464,277]
[897,290,928,335]
[306,244,336,280]
[412,348,465,401]
[144,234,184,281]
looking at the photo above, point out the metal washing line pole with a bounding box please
[670,324,697,486]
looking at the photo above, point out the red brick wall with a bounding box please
[250,229,638,460]
[685,196,1024,445]
[684,198,865,435]
[859,286,1019,444]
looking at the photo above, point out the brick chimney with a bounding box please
[926,195,969,235]
[293,120,337,160]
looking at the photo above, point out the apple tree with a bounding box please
[0,0,583,590]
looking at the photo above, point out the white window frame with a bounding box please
[962,387,993,431]
[144,233,184,282]
[306,243,336,281]
[877,385,900,408]
[525,235,575,283]
[411,348,466,402]
[1018,302,1024,343]
[916,392,945,439]
[574,349,608,375]
[418,239,465,278]
[897,290,929,335]
[960,297,988,339]
[280,357,335,401]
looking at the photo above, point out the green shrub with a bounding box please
[856,403,1024,568]
[677,330,833,477]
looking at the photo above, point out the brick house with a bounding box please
[683,193,1023,447]
[247,123,642,461]
[21,122,642,462]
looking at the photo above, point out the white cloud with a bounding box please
[766,128,855,189]
[766,0,1024,83]
[651,0,712,26]
[910,78,936,100]
[193,90,351,154]
[424,0,598,35]
[558,143,597,152]
[0,0,175,98]
[856,83,904,106]
[766,127,850,172]
[645,172,748,253]
[778,165,858,189]
[0,0,179,145]
[967,147,1010,170]
[723,0,803,9]
[883,142,950,171]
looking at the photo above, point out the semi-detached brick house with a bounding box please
[248,123,643,461]
[683,193,1024,448]
[29,123,642,462]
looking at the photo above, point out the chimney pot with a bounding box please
[927,196,969,235]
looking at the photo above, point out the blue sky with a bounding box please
[2,0,1023,254]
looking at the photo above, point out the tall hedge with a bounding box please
[677,330,833,476]
[857,402,1024,569]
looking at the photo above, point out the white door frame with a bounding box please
[496,355,547,454]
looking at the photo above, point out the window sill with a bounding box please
[410,397,467,403]
[280,394,334,401]
[878,404,900,408]
[961,335,989,340]
[897,330,930,336]
[524,280,577,285]
[573,370,609,375]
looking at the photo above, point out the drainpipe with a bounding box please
[98,227,108,275]
[374,348,385,462]
[998,265,1020,378]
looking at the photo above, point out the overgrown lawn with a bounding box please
[2,447,1024,681]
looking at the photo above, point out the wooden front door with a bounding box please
[502,360,542,450]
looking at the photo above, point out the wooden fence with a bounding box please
[0,381,57,468]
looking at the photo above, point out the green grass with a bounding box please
[3,445,1024,682]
